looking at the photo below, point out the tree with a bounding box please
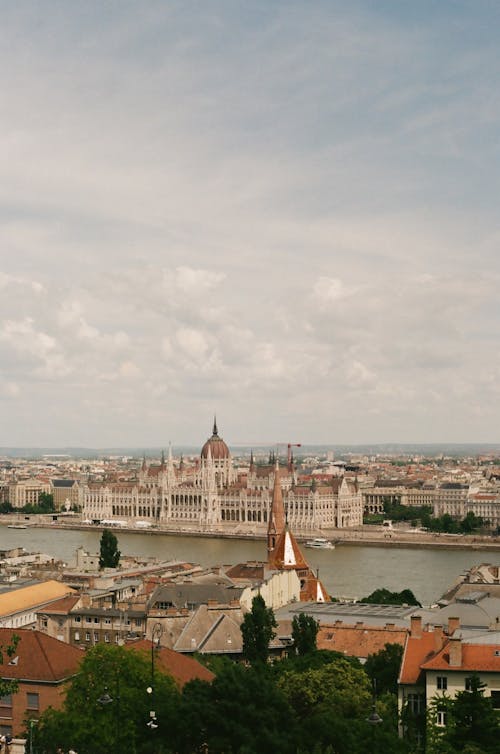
[365,643,404,695]
[360,588,421,607]
[241,594,277,665]
[292,612,319,655]
[35,643,179,754]
[38,491,55,512]
[178,663,295,754]
[0,633,19,699]
[99,528,121,569]
[445,677,499,753]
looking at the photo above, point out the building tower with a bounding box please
[267,461,286,556]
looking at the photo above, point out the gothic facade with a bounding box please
[82,422,363,532]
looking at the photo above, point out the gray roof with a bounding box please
[415,596,500,630]
[274,601,416,628]
[51,479,77,487]
[150,582,244,610]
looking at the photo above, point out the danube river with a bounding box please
[1,526,496,606]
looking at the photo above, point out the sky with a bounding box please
[1,1,500,447]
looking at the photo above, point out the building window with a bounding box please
[104,618,111,625]
[85,632,90,641]
[490,691,500,710]
[436,708,447,727]
[74,631,80,641]
[104,633,110,643]
[437,676,447,690]
[94,617,99,624]
[74,616,81,623]
[407,693,424,714]
[85,616,92,624]
[26,693,39,710]
[93,632,99,643]
[0,694,12,708]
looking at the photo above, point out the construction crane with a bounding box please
[276,443,302,466]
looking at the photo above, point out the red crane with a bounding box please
[276,443,302,466]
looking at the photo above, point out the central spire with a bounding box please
[212,415,218,436]
[267,461,286,557]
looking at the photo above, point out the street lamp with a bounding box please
[28,719,38,754]
[98,676,121,754]
[366,679,383,753]
[147,622,163,730]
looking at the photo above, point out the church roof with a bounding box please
[268,526,309,571]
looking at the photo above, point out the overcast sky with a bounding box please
[1,1,499,447]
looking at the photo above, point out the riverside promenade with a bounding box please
[2,514,500,552]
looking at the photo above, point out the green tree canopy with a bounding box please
[178,663,294,754]
[35,643,179,754]
[99,528,121,569]
[292,612,319,656]
[364,642,404,695]
[360,587,421,606]
[241,594,277,665]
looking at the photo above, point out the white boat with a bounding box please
[304,537,335,549]
[7,524,28,530]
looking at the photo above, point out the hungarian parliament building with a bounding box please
[82,422,363,532]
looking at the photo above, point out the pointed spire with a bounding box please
[160,449,165,468]
[141,453,147,472]
[267,461,286,558]
[250,449,255,471]
[212,415,218,436]
[179,453,184,470]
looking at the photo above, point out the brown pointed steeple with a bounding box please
[267,461,286,557]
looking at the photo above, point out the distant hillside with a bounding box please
[1,443,500,460]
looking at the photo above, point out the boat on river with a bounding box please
[7,524,28,530]
[305,537,335,549]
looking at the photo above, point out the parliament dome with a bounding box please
[201,419,230,460]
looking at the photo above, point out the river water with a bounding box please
[1,526,496,606]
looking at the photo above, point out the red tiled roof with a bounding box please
[0,628,83,683]
[421,643,500,673]
[126,640,215,687]
[318,623,407,659]
[399,631,437,685]
[36,596,81,615]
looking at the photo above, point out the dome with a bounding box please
[201,419,230,460]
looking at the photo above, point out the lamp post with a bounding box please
[98,672,120,754]
[28,719,38,754]
[366,680,382,753]
[146,622,163,731]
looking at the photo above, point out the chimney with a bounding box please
[447,616,460,636]
[410,615,422,639]
[449,636,462,667]
[434,625,444,652]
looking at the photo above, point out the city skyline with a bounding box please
[1,2,500,446]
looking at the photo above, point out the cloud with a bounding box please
[0,2,499,444]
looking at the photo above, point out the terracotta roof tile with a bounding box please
[399,632,443,685]
[421,642,500,673]
[0,628,83,683]
[318,624,407,659]
[125,640,214,688]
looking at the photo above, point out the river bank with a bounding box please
[2,515,500,551]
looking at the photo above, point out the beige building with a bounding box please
[8,478,50,508]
